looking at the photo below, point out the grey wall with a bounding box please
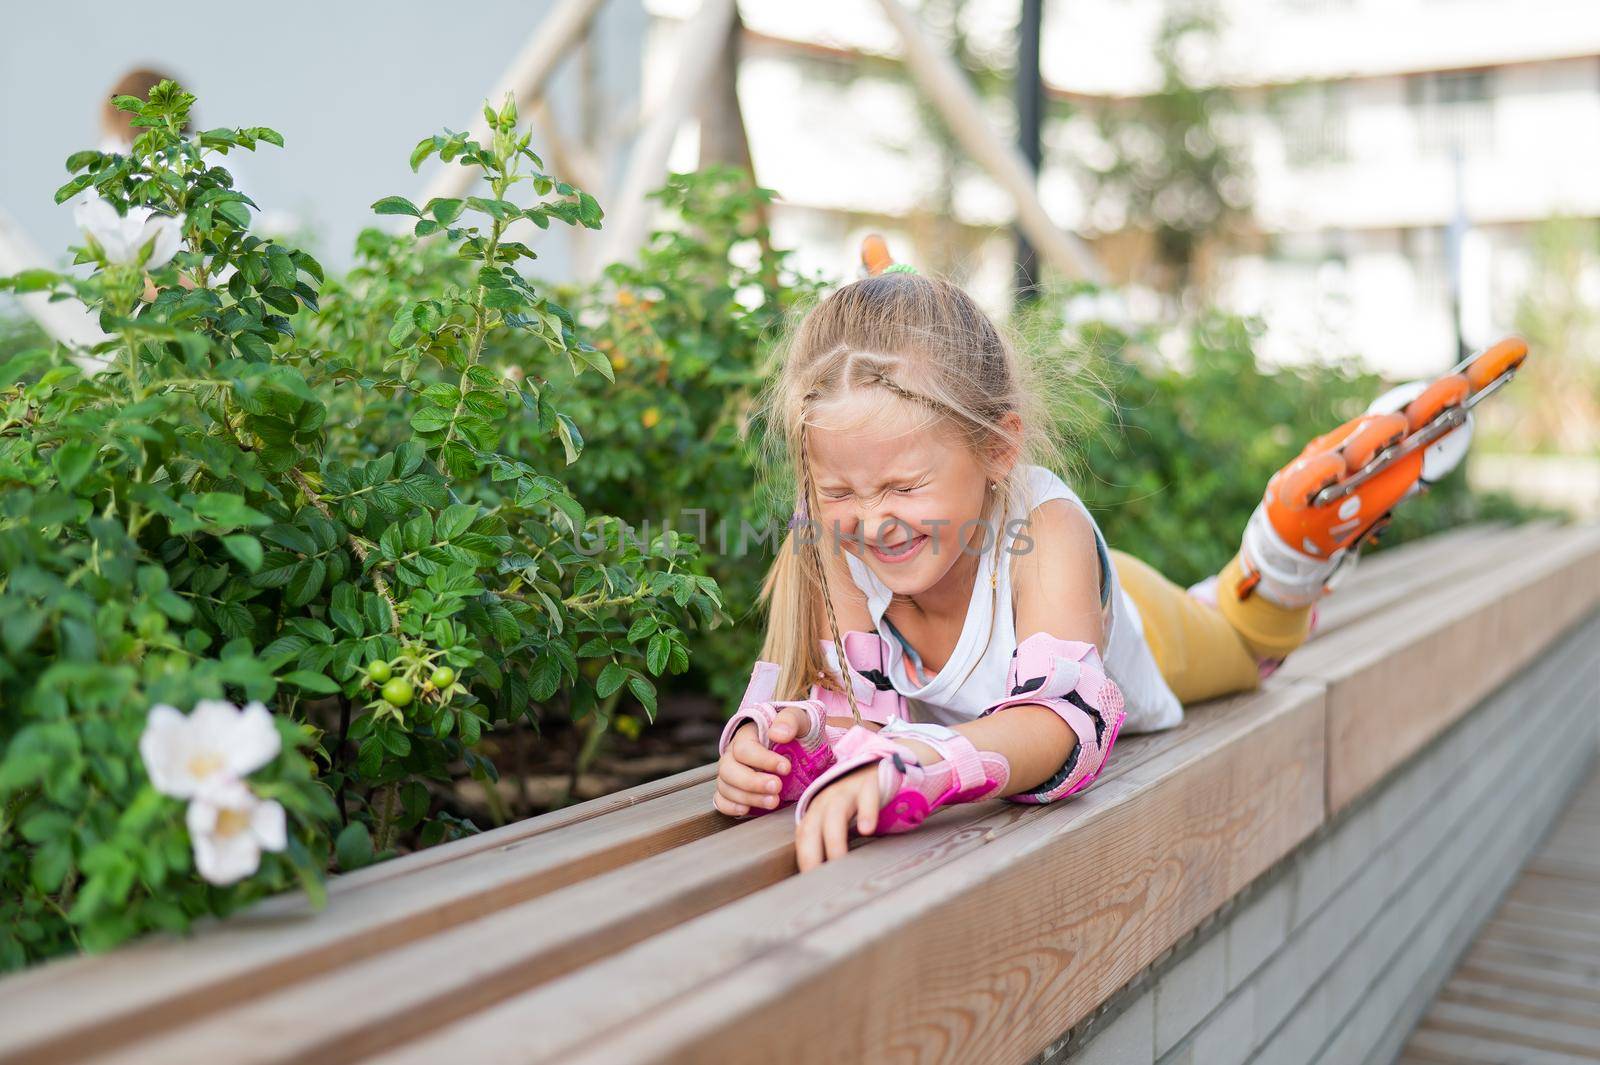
[1040,609,1600,1065]
[0,0,647,277]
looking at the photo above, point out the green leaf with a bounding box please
[192,493,269,530]
[286,557,327,607]
[372,196,422,217]
[281,670,339,694]
[570,343,615,382]
[577,192,604,229]
[10,269,61,294]
[646,633,670,675]
[596,661,626,698]
[216,201,252,230]
[426,198,464,224]
[335,823,374,870]
[435,503,477,541]
[555,414,583,465]
[20,810,72,844]
[52,440,96,490]
[222,535,264,573]
[627,675,657,718]
[388,302,417,347]
[409,406,452,433]
[53,174,95,205]
[466,196,519,220]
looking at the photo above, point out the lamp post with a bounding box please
[1015,0,1044,300]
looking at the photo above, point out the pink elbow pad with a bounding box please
[809,630,909,725]
[980,632,1127,804]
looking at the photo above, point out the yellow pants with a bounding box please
[1109,550,1315,705]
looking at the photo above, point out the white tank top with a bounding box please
[841,465,1183,734]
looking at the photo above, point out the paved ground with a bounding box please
[1398,765,1600,1064]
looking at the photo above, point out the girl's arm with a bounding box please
[796,500,1108,869]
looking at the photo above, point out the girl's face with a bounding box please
[806,392,999,603]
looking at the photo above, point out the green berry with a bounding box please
[381,678,414,707]
[367,660,393,684]
[430,666,456,689]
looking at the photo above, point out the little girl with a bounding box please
[713,243,1526,873]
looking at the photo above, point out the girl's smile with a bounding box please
[868,532,929,565]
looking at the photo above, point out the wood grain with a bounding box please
[1400,768,1600,1062]
[81,689,1219,1065]
[1282,523,1600,814]
[368,682,1327,1065]
[0,780,723,1065]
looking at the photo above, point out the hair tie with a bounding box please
[882,263,918,276]
[788,492,810,531]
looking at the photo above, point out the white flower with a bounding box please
[74,195,183,269]
[185,780,287,885]
[139,700,281,800]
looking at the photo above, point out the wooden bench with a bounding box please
[3,522,1598,1065]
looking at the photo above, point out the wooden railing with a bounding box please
[3,521,1597,1065]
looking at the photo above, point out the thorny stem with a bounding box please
[373,783,399,852]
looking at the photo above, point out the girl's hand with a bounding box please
[795,765,880,872]
[712,706,811,817]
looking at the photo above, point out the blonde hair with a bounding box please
[756,273,1071,704]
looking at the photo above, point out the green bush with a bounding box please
[540,171,825,704]
[1051,310,1544,586]
[0,85,716,966]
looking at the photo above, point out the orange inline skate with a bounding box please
[1236,336,1529,607]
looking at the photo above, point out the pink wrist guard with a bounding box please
[717,662,835,816]
[982,632,1126,804]
[794,720,1010,834]
[809,631,908,726]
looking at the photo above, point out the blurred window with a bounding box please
[1404,225,1450,303]
[1407,70,1495,157]
[1276,82,1349,167]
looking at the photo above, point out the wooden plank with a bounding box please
[1407,1025,1599,1064]
[1439,983,1600,1033]
[369,681,1326,1065]
[1454,962,1600,1005]
[314,764,717,900]
[1309,522,1529,636]
[84,695,1217,1064]
[1401,769,1600,1062]
[0,782,724,1065]
[1282,523,1600,814]
[1420,1002,1600,1058]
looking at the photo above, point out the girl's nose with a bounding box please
[861,506,910,549]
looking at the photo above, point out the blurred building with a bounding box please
[0,0,647,278]
[655,0,1600,378]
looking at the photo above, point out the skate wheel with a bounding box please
[861,234,894,277]
[1403,374,1470,432]
[1300,414,1365,459]
[1337,412,1409,471]
[1465,337,1528,393]
[1279,452,1347,508]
